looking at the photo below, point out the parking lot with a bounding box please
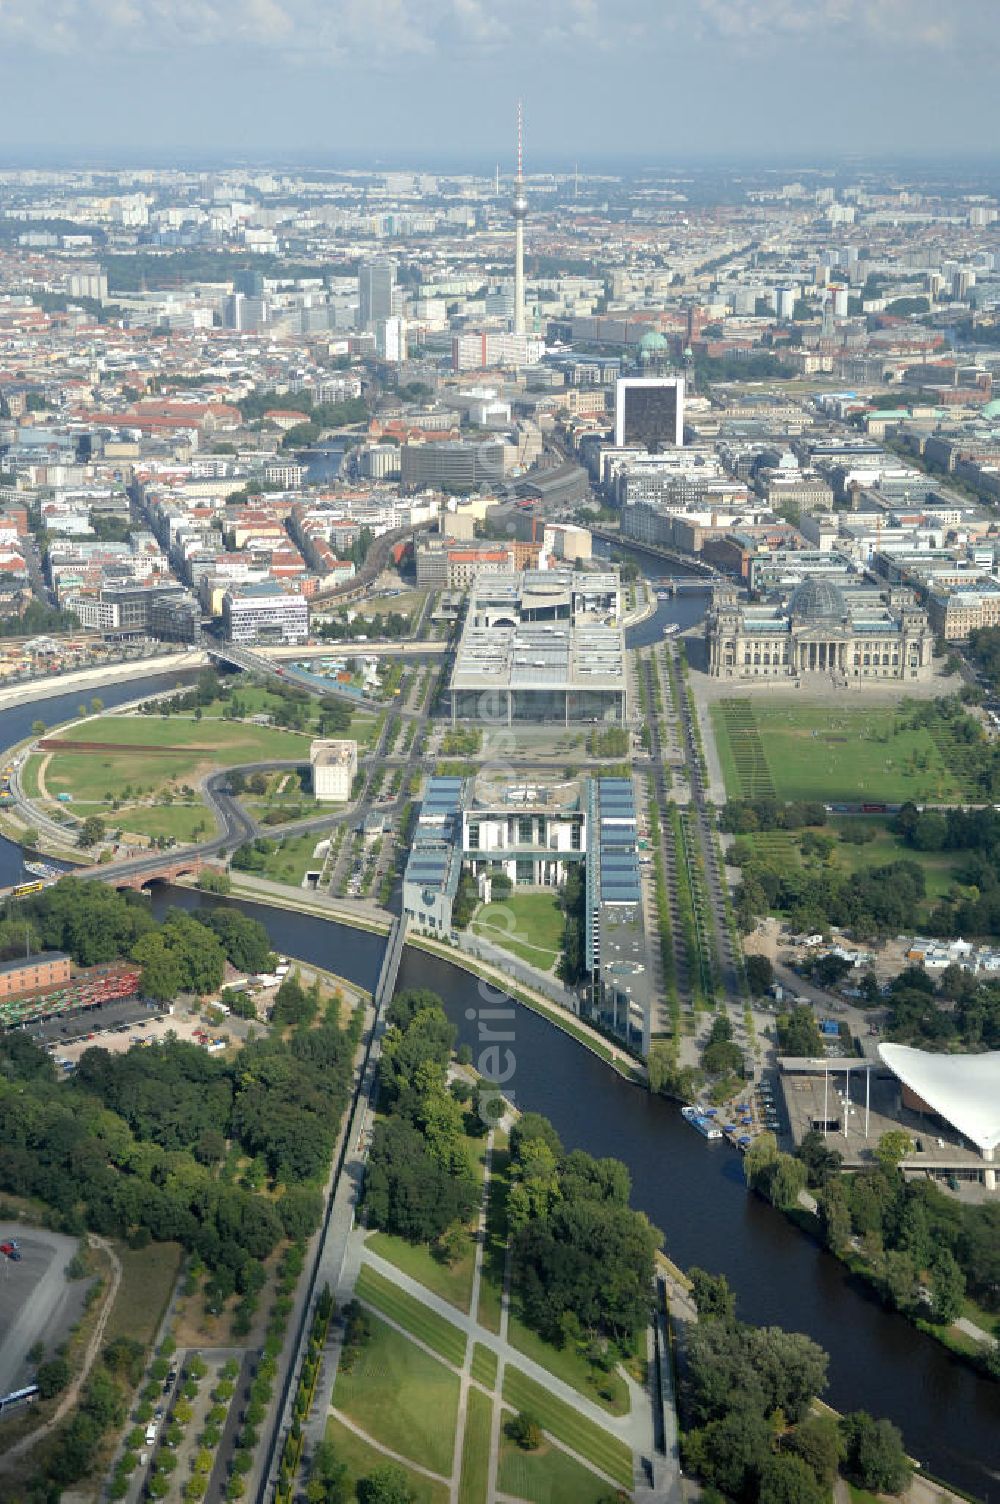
[0,1225,90,1396]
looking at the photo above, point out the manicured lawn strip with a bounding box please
[333,1312,460,1475]
[506,1312,629,1416]
[325,1415,450,1504]
[355,1263,468,1367]
[366,1230,475,1313]
[477,1138,510,1335]
[458,1386,492,1504]
[470,1343,498,1390]
[103,1240,183,1349]
[470,892,565,971]
[497,1431,619,1504]
[501,1367,633,1487]
[20,756,44,801]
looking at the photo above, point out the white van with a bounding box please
[145,1421,157,1446]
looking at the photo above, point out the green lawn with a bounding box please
[251,830,326,888]
[458,1386,492,1504]
[478,1139,510,1335]
[103,1240,182,1349]
[366,1230,475,1313]
[333,1313,460,1475]
[355,1264,468,1367]
[471,1343,498,1390]
[501,1368,633,1488]
[711,701,966,805]
[35,714,312,804]
[831,821,959,899]
[470,892,565,971]
[507,1313,629,1416]
[732,820,961,913]
[324,1415,450,1504]
[115,804,217,842]
[498,1433,618,1504]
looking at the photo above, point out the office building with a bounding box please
[614,377,684,450]
[400,440,506,493]
[359,259,396,330]
[222,582,309,645]
[310,739,357,802]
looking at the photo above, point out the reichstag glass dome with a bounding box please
[788,577,847,621]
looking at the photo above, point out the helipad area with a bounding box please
[878,1043,1000,1188]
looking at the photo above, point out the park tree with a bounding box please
[36,1355,72,1397]
[507,1410,542,1450]
[306,1438,350,1504]
[928,1247,965,1325]
[839,1412,911,1494]
[745,953,774,995]
[875,1130,914,1172]
[817,1179,852,1256]
[78,815,107,847]
[358,1464,416,1504]
[689,1267,737,1323]
[785,1413,844,1485]
[758,1453,827,1504]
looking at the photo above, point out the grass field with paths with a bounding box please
[332,1313,460,1475]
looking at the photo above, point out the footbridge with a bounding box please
[203,637,382,709]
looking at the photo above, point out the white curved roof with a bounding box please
[878,1043,1000,1155]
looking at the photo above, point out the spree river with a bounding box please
[1,643,999,1494]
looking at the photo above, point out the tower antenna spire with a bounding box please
[517,98,523,182]
[512,100,527,336]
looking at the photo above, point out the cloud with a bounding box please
[0,0,993,65]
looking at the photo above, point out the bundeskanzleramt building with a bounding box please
[705,578,935,682]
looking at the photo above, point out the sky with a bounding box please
[0,0,998,165]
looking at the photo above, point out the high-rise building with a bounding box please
[512,101,527,337]
[377,316,407,364]
[614,377,685,451]
[359,259,396,330]
[233,268,265,298]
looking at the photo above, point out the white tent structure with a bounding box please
[878,1043,1000,1187]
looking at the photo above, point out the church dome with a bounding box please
[788,577,847,621]
[639,329,669,353]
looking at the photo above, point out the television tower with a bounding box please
[512,100,527,336]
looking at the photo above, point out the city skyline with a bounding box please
[1,0,999,158]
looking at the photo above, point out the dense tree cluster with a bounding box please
[3,879,274,1002]
[736,858,926,938]
[364,990,479,1244]
[682,1269,910,1503]
[0,895,357,1287]
[556,866,586,984]
[508,1113,661,1350]
[893,801,1000,941]
[721,801,829,834]
[877,960,1000,1051]
[814,1158,1000,1337]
